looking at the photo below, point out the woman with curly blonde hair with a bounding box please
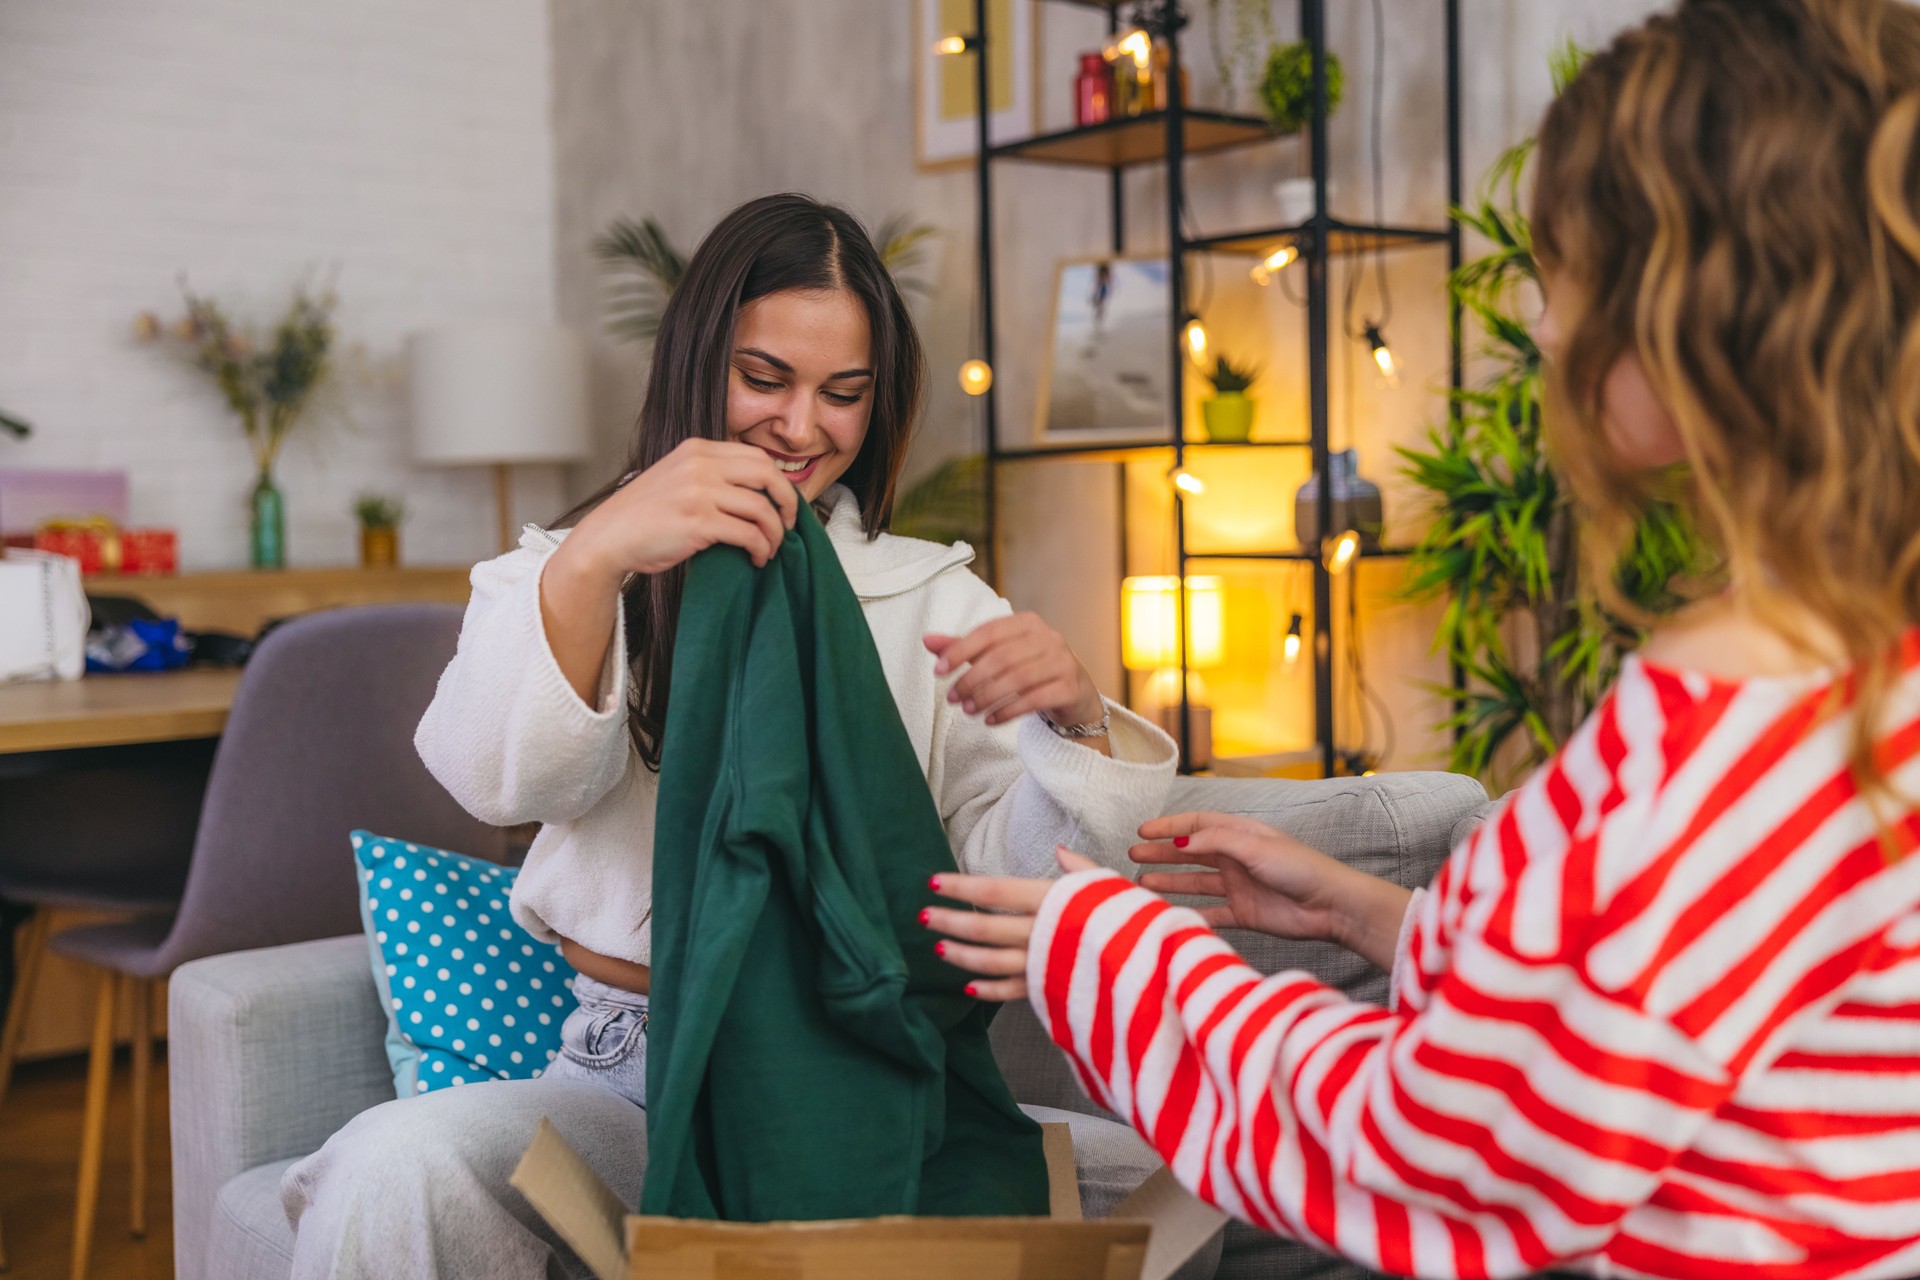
[925,2,1920,1275]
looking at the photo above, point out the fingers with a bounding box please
[984,680,1086,727]
[930,614,1027,677]
[713,484,789,565]
[945,643,1046,710]
[930,871,1051,915]
[1129,841,1223,867]
[961,977,1029,1002]
[1137,869,1228,899]
[701,512,782,568]
[922,905,1032,947]
[932,938,1027,977]
[1136,811,1273,842]
[1056,848,1100,874]
[698,439,801,528]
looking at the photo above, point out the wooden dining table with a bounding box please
[0,667,244,756]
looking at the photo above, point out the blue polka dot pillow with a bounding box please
[351,830,577,1098]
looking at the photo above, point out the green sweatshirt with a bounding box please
[640,497,1049,1222]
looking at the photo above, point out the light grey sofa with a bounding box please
[169,772,1489,1280]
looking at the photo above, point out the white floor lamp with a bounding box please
[407,324,592,553]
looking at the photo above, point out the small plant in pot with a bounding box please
[1200,354,1261,444]
[1261,41,1346,223]
[353,493,405,569]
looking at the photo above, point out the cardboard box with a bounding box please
[510,1117,1228,1280]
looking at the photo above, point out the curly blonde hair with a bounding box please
[1533,0,1920,804]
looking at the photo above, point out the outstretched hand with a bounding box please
[922,847,1100,1002]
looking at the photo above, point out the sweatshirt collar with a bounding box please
[816,485,976,601]
[519,484,975,602]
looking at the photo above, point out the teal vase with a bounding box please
[250,470,286,569]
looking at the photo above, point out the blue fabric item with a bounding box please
[351,830,577,1097]
[85,617,192,672]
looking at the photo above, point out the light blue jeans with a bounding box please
[539,972,649,1108]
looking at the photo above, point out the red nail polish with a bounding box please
[918,908,931,926]
[1174,836,1189,848]
[929,875,942,893]
[935,941,947,957]
[964,983,979,997]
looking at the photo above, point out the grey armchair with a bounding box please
[169,770,1490,1280]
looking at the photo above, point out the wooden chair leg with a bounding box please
[70,969,117,1280]
[128,976,152,1239]
[0,908,53,1108]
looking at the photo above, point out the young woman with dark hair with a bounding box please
[279,193,1180,1278]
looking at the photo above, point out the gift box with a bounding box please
[33,517,122,574]
[120,528,178,576]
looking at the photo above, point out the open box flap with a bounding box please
[509,1118,629,1280]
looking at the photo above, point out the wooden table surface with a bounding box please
[0,668,244,754]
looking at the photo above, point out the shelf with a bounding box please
[1188,219,1453,257]
[990,110,1275,168]
[993,439,1311,463]
[1183,547,1421,563]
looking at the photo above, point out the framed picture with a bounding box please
[1034,256,1176,447]
[913,0,1040,171]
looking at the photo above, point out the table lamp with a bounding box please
[407,324,591,553]
[1122,574,1224,767]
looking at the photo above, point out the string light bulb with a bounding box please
[933,34,971,56]
[1115,29,1152,70]
[1363,322,1400,387]
[1182,317,1209,364]
[1170,466,1205,497]
[1250,242,1299,287]
[1283,613,1304,666]
[1323,529,1361,575]
[958,359,993,396]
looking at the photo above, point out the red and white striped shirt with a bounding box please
[1030,643,1920,1278]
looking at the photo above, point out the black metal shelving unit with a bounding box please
[963,0,1463,777]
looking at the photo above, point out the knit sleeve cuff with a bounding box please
[1015,696,1178,796]
[1388,886,1427,1012]
[524,554,629,725]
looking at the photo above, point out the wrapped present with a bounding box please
[33,515,122,574]
[120,528,178,576]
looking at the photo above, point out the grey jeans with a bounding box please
[538,973,649,1108]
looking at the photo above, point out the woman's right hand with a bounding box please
[539,439,799,707]
[1131,813,1413,972]
[560,438,800,584]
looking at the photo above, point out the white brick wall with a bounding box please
[0,0,562,570]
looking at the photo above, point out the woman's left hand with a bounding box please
[924,847,1099,1001]
[925,614,1106,733]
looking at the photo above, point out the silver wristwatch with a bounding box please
[1042,706,1111,739]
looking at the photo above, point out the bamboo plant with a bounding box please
[1399,43,1707,786]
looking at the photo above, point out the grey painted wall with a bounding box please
[548,0,1667,769]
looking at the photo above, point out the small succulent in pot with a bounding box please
[353,493,405,568]
[1200,354,1262,444]
[1259,41,1345,136]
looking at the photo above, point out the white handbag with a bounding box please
[0,548,90,681]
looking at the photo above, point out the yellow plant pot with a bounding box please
[360,526,400,569]
[1201,394,1255,443]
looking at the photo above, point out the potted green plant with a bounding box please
[1200,354,1260,444]
[135,284,338,569]
[1261,41,1345,221]
[353,493,405,569]
[1399,43,1706,785]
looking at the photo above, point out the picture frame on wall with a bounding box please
[1034,256,1175,448]
[913,0,1040,171]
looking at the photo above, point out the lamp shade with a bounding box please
[406,324,591,466]
[1121,575,1225,671]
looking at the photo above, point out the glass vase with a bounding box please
[250,470,286,570]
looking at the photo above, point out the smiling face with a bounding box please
[726,287,875,502]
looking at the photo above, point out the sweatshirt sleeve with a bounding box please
[1027,868,1737,1279]
[414,542,634,827]
[926,569,1179,879]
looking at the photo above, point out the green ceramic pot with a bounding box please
[1201,393,1255,444]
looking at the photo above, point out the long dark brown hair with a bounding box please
[560,193,925,771]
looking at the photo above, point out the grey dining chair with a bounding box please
[44,603,508,1280]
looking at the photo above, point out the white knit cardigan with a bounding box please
[414,486,1179,966]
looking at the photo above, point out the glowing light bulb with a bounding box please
[1170,467,1205,497]
[1364,323,1400,386]
[1117,30,1152,70]
[1182,317,1209,364]
[934,34,970,56]
[1323,529,1361,575]
[1283,613,1303,666]
[1250,242,1299,287]
[959,359,993,396]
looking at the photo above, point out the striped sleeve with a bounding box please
[1028,866,1734,1278]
